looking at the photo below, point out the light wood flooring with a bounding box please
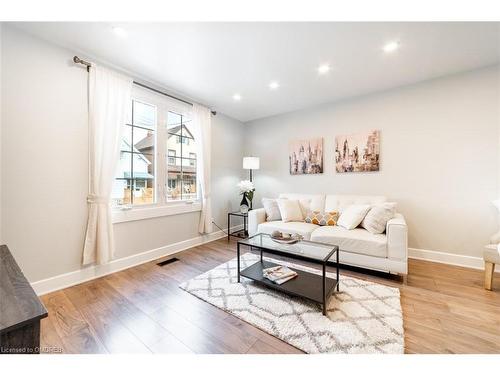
[39,238,500,354]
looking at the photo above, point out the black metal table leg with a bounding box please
[227,213,230,241]
[322,262,327,315]
[336,249,340,291]
[237,243,241,283]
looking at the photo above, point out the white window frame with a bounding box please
[113,85,201,224]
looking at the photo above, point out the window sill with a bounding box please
[112,202,202,224]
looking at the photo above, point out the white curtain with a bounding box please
[82,64,133,265]
[192,104,213,234]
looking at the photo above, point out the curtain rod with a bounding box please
[73,56,216,115]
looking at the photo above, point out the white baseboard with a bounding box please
[31,224,243,296]
[409,247,500,273]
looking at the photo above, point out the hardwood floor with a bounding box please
[39,238,500,354]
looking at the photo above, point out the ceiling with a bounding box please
[11,22,500,122]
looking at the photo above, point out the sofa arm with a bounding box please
[386,213,408,263]
[248,208,266,236]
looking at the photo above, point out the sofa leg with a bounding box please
[484,261,495,291]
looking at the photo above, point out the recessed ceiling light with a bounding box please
[383,41,400,53]
[269,81,280,90]
[318,64,331,75]
[233,94,242,101]
[111,26,128,37]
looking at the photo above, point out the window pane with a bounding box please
[133,127,154,153]
[130,178,154,205]
[166,111,197,202]
[133,101,156,129]
[181,118,195,158]
[111,179,132,206]
[167,111,182,132]
[115,151,132,179]
[121,125,132,151]
[182,171,197,201]
[167,134,181,154]
[132,152,154,178]
[167,171,182,201]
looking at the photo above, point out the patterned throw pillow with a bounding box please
[304,211,339,226]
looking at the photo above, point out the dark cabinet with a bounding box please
[0,245,48,354]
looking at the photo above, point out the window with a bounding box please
[167,112,197,201]
[168,149,176,165]
[112,86,198,211]
[112,100,156,206]
[189,152,196,167]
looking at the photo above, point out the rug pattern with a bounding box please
[180,253,404,354]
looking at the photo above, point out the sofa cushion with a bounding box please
[310,226,387,258]
[277,199,304,222]
[337,204,371,230]
[305,210,339,226]
[257,221,320,240]
[361,202,397,234]
[278,193,325,217]
[262,198,282,221]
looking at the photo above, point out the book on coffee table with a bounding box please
[263,265,298,285]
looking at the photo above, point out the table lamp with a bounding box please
[243,156,260,182]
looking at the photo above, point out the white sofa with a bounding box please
[248,193,408,275]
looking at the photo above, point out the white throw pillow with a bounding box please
[262,198,282,222]
[361,202,397,234]
[276,199,304,223]
[337,204,371,230]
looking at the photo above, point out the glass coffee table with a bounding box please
[237,233,339,315]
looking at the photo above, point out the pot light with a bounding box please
[383,41,400,53]
[269,81,280,90]
[318,64,331,75]
[111,26,128,37]
[233,94,242,101]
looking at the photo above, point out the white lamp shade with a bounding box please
[243,156,260,170]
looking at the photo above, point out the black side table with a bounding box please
[227,212,249,240]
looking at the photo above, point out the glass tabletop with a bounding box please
[238,233,337,262]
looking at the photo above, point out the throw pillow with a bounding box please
[276,199,303,223]
[305,211,339,226]
[361,202,397,234]
[262,198,282,222]
[337,204,371,230]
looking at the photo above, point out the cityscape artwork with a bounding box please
[335,130,380,173]
[289,138,323,175]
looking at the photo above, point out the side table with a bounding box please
[227,212,248,240]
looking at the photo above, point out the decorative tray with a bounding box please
[270,236,300,245]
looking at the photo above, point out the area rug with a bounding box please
[179,253,404,354]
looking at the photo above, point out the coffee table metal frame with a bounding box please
[237,233,339,315]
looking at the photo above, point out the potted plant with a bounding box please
[237,180,255,213]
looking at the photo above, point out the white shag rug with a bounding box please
[180,253,404,354]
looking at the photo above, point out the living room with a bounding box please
[1,1,500,372]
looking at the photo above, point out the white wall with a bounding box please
[245,66,500,258]
[1,26,244,282]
